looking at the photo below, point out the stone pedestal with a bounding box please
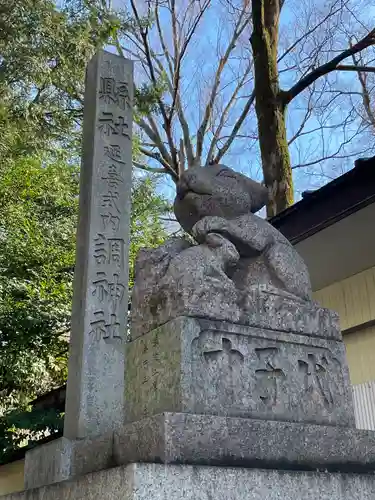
[5,463,375,500]
[125,316,354,427]
[24,434,113,490]
[114,413,375,472]
[24,314,359,491]
[131,280,340,340]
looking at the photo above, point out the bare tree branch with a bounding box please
[130,0,178,170]
[155,1,174,77]
[292,147,374,169]
[350,50,375,128]
[133,161,166,174]
[288,108,313,146]
[167,0,206,168]
[169,0,210,125]
[137,117,173,166]
[288,89,314,145]
[284,28,375,104]
[336,64,375,73]
[138,146,178,179]
[292,124,373,169]
[205,63,253,165]
[278,0,347,65]
[213,90,256,164]
[196,6,251,162]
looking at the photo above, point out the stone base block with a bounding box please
[131,281,340,339]
[24,434,113,489]
[115,413,375,472]
[125,317,354,427]
[4,463,375,500]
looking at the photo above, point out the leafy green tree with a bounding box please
[0,155,168,414]
[0,0,113,159]
[0,157,78,412]
[0,407,64,464]
[0,0,170,461]
[0,155,169,461]
[0,0,162,163]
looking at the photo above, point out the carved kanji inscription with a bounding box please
[104,144,125,164]
[91,271,125,311]
[98,112,130,139]
[298,353,338,410]
[93,234,125,268]
[99,77,131,110]
[254,347,286,407]
[89,310,122,342]
[191,329,350,425]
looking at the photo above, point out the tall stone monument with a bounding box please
[7,70,375,499]
[64,49,133,440]
[22,50,134,489]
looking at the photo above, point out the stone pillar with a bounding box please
[64,50,133,440]
[24,50,133,490]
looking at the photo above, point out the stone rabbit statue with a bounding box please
[131,164,313,337]
[174,164,312,301]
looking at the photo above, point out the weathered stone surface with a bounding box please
[174,164,269,231]
[5,463,375,500]
[130,235,241,338]
[2,465,133,500]
[125,317,354,426]
[115,413,375,472]
[132,164,317,337]
[24,434,114,489]
[64,50,133,441]
[192,213,312,300]
[131,275,339,339]
[174,164,312,299]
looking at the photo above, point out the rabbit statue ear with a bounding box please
[215,164,268,213]
[242,176,268,213]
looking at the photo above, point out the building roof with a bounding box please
[31,386,66,413]
[0,387,66,466]
[271,156,375,291]
[271,156,375,244]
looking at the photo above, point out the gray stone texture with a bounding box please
[192,213,312,300]
[131,267,339,339]
[115,413,375,472]
[64,50,133,440]
[173,163,269,232]
[125,317,354,426]
[174,164,311,298]
[24,434,114,489]
[131,164,328,337]
[5,463,375,500]
[131,235,243,338]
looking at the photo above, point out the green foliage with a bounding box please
[0,157,78,412]
[0,0,168,162]
[129,176,171,287]
[0,156,168,416]
[0,157,169,460]
[134,78,168,117]
[0,0,170,460]
[0,407,64,465]
[0,0,100,157]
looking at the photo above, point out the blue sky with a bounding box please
[105,0,375,205]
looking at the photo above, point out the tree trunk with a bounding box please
[251,0,293,218]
